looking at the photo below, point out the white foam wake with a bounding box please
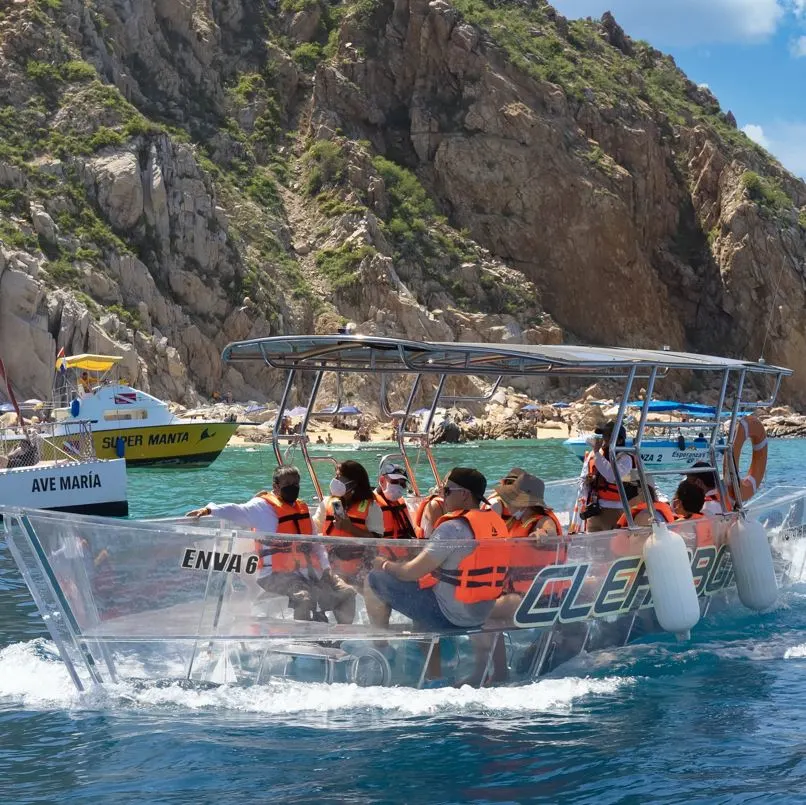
[0,639,632,717]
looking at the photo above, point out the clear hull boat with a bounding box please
[2,335,802,690]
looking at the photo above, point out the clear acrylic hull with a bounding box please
[3,489,806,691]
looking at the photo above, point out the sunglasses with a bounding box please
[441,484,466,496]
[387,478,407,487]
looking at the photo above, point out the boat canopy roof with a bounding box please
[222,335,791,378]
[56,354,123,372]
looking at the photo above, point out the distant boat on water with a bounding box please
[5,354,238,468]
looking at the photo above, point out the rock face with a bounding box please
[311,0,806,402]
[1,0,806,410]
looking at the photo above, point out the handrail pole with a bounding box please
[397,374,423,496]
[299,370,325,501]
[724,370,747,511]
[611,366,638,526]
[630,366,659,527]
[708,369,731,512]
[423,375,448,487]
[272,369,296,467]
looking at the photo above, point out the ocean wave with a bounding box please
[0,638,632,718]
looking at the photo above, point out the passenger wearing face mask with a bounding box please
[312,459,384,583]
[374,461,416,559]
[186,465,356,623]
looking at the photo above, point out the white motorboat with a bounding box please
[0,419,127,516]
[563,400,732,466]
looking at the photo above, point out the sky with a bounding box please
[550,0,806,179]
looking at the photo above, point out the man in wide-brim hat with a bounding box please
[488,469,566,623]
[486,466,528,517]
[494,470,560,538]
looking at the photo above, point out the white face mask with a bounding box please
[384,483,405,501]
[330,478,347,497]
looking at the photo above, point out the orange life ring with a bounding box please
[727,416,767,502]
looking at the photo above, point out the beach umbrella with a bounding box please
[522,403,540,411]
[552,402,571,409]
[0,402,13,413]
[389,410,407,418]
[413,407,431,416]
[286,406,307,417]
[244,404,267,414]
[338,404,362,415]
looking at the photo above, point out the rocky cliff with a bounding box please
[0,0,805,408]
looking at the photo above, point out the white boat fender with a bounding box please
[643,522,700,639]
[728,517,778,611]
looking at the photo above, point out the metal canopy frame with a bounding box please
[222,335,791,517]
[223,335,790,377]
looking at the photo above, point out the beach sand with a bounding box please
[228,422,572,448]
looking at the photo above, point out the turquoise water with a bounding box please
[2,438,806,802]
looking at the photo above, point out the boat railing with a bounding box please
[232,337,791,519]
[0,419,97,466]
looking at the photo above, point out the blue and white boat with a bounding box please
[563,400,733,467]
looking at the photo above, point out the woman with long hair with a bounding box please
[313,460,383,583]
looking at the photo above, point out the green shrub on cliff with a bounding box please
[741,171,794,214]
[303,140,347,195]
[315,241,375,290]
[449,0,757,156]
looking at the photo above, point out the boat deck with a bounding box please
[84,594,517,643]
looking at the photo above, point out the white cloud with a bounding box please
[791,34,806,56]
[550,1,788,45]
[743,123,771,148]
[742,122,806,178]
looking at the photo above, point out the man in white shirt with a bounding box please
[186,466,356,623]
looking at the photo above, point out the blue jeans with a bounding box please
[367,570,455,630]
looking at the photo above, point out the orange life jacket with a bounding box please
[587,451,635,503]
[324,497,371,577]
[418,509,511,603]
[255,493,317,574]
[679,511,714,548]
[506,510,568,596]
[413,493,445,538]
[374,489,415,559]
[616,501,676,528]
